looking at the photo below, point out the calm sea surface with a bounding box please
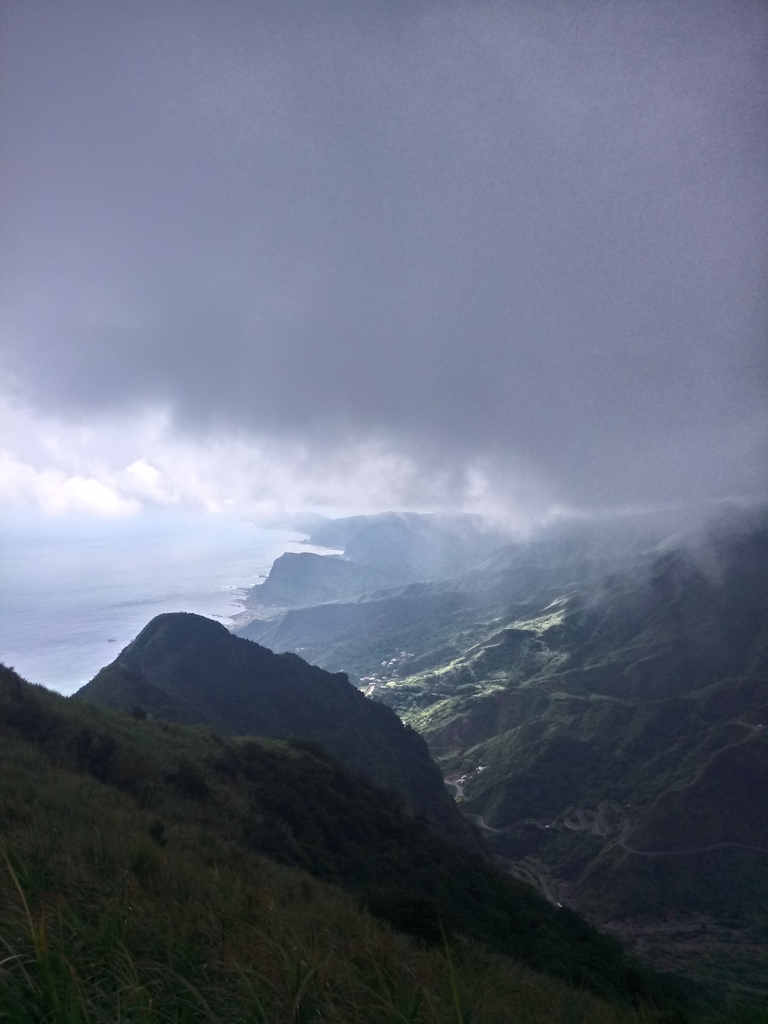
[0,512,314,695]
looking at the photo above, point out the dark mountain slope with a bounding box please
[0,664,687,1013]
[75,612,480,852]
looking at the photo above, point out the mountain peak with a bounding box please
[75,612,483,853]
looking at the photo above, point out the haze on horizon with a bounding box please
[1,0,766,529]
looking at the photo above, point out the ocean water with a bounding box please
[0,511,317,695]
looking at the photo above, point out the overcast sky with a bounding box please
[1,0,766,524]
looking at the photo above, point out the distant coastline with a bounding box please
[0,514,309,695]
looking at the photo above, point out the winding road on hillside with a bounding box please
[617,837,768,857]
[446,725,768,857]
[446,786,768,858]
[557,802,768,857]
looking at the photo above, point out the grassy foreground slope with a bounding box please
[0,666,694,1022]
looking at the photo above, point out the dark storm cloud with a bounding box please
[1,0,766,508]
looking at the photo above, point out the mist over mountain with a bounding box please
[235,505,724,676]
[243,511,511,609]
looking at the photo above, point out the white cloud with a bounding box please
[0,449,140,517]
[125,459,161,484]
[0,394,523,521]
[3,388,764,530]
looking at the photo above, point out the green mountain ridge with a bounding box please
[234,513,681,682]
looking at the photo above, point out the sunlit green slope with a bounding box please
[368,513,768,940]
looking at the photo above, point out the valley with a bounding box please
[231,506,768,1003]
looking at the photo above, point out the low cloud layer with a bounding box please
[0,397,507,523]
[1,0,766,518]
